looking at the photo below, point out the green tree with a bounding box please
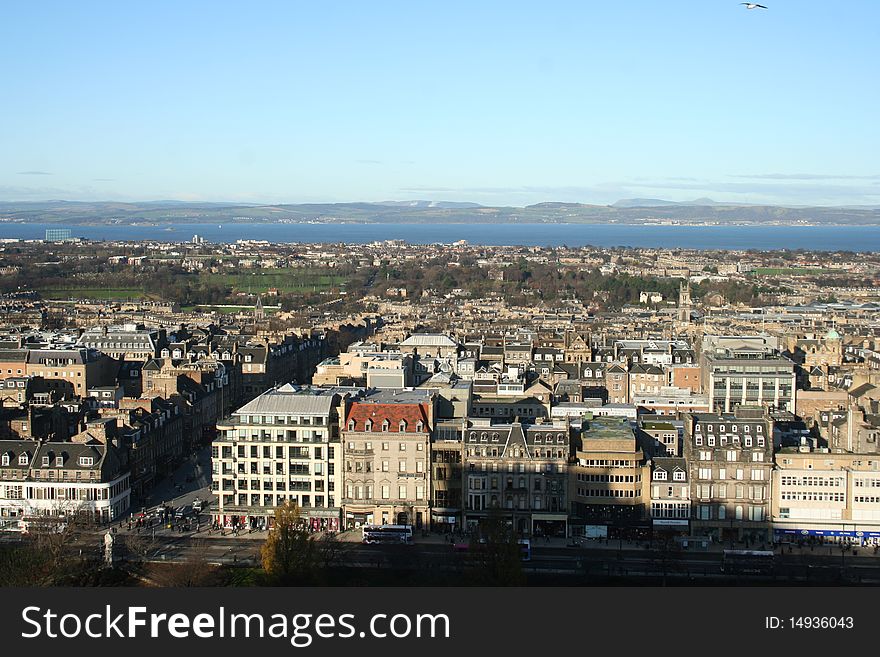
[260,501,317,584]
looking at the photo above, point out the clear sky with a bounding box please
[1,1,878,206]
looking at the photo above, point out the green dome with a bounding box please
[825,329,841,340]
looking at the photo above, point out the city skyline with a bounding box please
[1,1,878,206]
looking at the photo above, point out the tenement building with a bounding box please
[212,384,351,532]
[461,416,570,537]
[684,407,774,543]
[648,456,690,537]
[341,390,435,529]
[0,418,130,524]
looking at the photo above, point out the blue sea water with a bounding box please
[2,222,880,251]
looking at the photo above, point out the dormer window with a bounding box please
[56,456,64,467]
[382,420,390,432]
[18,454,29,465]
[673,470,685,481]
[42,456,50,466]
[654,470,668,481]
[245,355,253,362]
[416,421,424,432]
[348,420,356,431]
[1,454,9,466]
[364,420,373,432]
[78,456,94,466]
[399,420,407,432]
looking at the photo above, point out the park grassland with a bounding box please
[199,269,348,294]
[35,268,349,302]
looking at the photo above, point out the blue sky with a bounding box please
[1,1,878,206]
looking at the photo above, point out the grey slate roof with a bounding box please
[235,384,339,415]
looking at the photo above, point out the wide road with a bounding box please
[109,535,880,584]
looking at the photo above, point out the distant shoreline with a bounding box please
[4,222,880,251]
[1,219,879,228]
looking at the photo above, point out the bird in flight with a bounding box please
[741,2,768,8]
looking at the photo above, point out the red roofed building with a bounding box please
[345,402,431,434]
[342,395,435,529]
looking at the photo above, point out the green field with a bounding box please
[199,269,347,293]
[752,267,835,276]
[39,288,150,300]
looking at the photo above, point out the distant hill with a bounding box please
[374,200,483,209]
[0,200,879,226]
[611,198,684,208]
[611,197,739,208]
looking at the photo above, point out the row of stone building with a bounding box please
[210,383,880,545]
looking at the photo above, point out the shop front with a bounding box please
[773,526,880,546]
[431,510,460,532]
[532,512,568,538]
[652,517,690,538]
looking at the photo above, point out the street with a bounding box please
[139,445,213,519]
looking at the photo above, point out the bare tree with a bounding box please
[145,540,218,587]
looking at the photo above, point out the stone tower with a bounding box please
[678,280,692,323]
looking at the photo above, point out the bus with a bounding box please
[721,549,774,575]
[362,524,414,545]
[17,517,68,535]
[518,539,531,562]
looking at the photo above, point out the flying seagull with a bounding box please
[741,3,768,8]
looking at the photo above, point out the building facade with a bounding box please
[684,408,774,543]
[462,417,570,537]
[212,385,347,531]
[341,391,434,529]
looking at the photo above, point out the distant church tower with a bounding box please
[254,295,265,321]
[678,280,692,323]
